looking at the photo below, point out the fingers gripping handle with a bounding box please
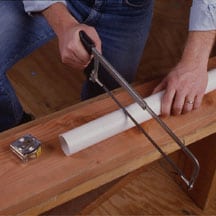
[79,30,96,55]
[79,30,97,79]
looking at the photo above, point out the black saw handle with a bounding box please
[79,30,96,55]
[79,30,97,78]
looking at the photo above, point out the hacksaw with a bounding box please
[79,30,200,190]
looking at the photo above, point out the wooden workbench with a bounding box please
[0,75,216,215]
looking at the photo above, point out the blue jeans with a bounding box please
[0,0,153,131]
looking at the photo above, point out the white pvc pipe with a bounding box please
[59,69,216,156]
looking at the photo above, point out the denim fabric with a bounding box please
[67,0,154,99]
[0,0,55,131]
[0,0,153,131]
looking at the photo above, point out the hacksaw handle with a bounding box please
[79,31,97,79]
[79,30,95,55]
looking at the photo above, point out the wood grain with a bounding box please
[8,39,84,118]
[0,78,216,215]
[3,0,216,214]
[81,161,216,216]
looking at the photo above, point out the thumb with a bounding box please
[152,79,167,94]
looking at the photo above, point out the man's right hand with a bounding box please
[57,23,101,70]
[42,3,101,70]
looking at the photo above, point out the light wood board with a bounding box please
[0,77,216,215]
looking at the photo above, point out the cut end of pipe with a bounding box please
[59,135,70,156]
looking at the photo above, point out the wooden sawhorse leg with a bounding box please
[175,133,216,209]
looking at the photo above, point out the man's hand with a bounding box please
[42,3,101,70]
[57,23,101,70]
[153,62,208,116]
[153,31,215,116]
